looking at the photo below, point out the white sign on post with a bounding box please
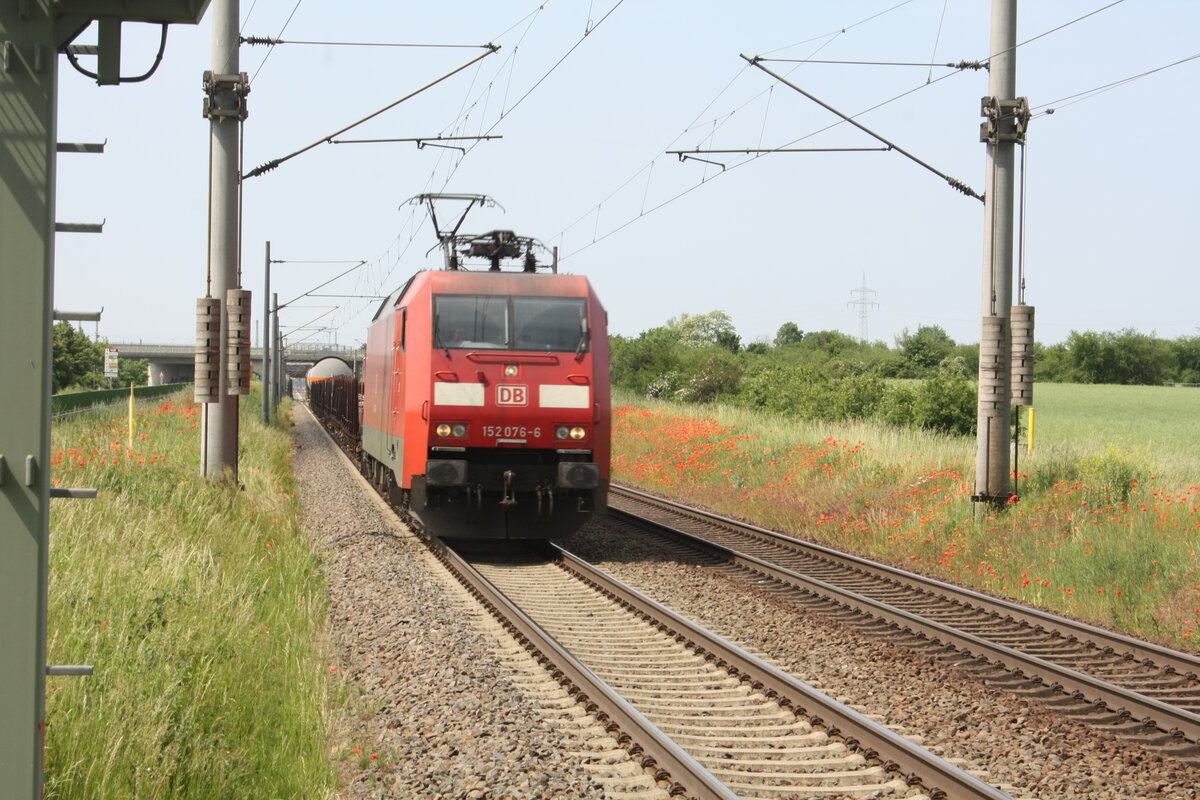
[104,347,119,379]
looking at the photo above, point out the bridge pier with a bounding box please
[147,361,195,386]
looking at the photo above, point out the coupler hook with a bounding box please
[534,484,555,520]
[500,470,517,506]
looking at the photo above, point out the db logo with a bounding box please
[496,384,528,406]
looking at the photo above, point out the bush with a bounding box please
[676,353,742,403]
[913,369,977,436]
[646,370,682,399]
[738,365,832,419]
[832,373,885,420]
[1077,445,1154,505]
[876,383,917,428]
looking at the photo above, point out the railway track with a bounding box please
[308,402,1200,795]
[433,537,1018,800]
[312,404,1021,796]
[607,484,1200,765]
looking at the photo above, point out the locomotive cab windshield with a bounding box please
[434,294,587,353]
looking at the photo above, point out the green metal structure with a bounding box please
[0,3,208,797]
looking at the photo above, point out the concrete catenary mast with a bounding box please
[198,0,250,480]
[974,0,1029,510]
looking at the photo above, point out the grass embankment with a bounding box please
[45,389,334,799]
[612,384,1200,650]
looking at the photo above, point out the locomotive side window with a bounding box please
[434,295,508,349]
[513,297,587,352]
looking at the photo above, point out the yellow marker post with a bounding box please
[1027,407,1036,454]
[128,383,135,450]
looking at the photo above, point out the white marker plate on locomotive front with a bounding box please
[539,385,590,409]
[433,382,485,407]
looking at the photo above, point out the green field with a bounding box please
[1024,383,1200,486]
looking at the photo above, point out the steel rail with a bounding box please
[427,537,740,800]
[306,408,734,793]
[609,485,1200,745]
[550,544,1014,800]
[308,406,1010,797]
[613,484,1200,680]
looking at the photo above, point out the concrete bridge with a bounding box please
[110,342,360,386]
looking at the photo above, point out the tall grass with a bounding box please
[612,386,1200,650]
[44,389,334,799]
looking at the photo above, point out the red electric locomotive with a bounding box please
[358,223,610,539]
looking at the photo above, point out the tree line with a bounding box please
[610,311,1200,437]
[53,322,150,392]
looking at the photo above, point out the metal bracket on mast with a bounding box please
[202,70,249,121]
[979,96,1030,145]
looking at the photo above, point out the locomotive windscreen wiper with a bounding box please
[574,315,589,361]
[433,311,451,357]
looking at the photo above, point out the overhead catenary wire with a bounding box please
[249,0,305,83]
[756,85,773,150]
[554,64,756,237]
[423,3,550,153]
[761,0,919,56]
[317,1,1138,340]
[741,54,982,201]
[278,261,366,310]
[380,1,553,206]
[551,1,1143,263]
[330,135,502,145]
[482,0,627,135]
[992,0,1128,64]
[239,0,261,31]
[242,45,499,179]
[492,1,555,43]
[550,2,932,258]
[754,57,985,70]
[1033,51,1200,117]
[399,0,629,221]
[240,37,493,49]
[432,0,624,172]
[670,146,891,155]
[325,206,427,338]
[926,0,950,83]
[283,306,338,334]
[557,63,972,261]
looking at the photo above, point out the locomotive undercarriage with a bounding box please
[356,449,605,539]
[416,447,605,539]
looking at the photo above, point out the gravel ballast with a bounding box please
[291,406,667,799]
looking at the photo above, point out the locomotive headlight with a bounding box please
[452,423,467,438]
[436,423,452,437]
[436,423,468,438]
[555,426,569,440]
[504,364,519,377]
[557,425,586,440]
[569,426,586,440]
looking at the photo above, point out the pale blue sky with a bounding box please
[54,1,1199,349]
